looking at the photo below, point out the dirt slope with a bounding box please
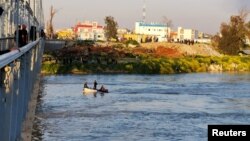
[141,42,221,57]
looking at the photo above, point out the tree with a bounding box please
[217,9,250,55]
[162,16,173,41]
[162,16,173,28]
[46,6,58,39]
[246,21,250,38]
[104,16,118,41]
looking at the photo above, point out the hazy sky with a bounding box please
[43,0,250,34]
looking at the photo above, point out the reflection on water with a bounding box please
[32,73,250,141]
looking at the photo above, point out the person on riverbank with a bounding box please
[93,80,98,90]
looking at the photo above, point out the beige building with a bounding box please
[117,28,129,41]
[177,27,198,41]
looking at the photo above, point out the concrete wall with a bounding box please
[44,40,66,52]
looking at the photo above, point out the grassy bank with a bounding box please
[41,56,250,74]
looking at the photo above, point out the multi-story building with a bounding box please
[134,21,170,42]
[73,21,105,41]
[177,27,198,41]
[117,28,129,41]
[56,28,75,40]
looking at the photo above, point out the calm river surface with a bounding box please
[32,73,250,141]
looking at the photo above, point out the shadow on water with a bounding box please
[32,78,46,141]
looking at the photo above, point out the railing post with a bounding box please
[1,65,14,141]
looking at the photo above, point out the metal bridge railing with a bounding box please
[0,38,44,141]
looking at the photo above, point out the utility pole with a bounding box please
[142,0,146,22]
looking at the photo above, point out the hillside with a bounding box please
[140,42,221,57]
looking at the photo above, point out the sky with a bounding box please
[43,0,250,34]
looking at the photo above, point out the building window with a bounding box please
[180,29,184,34]
[180,35,184,40]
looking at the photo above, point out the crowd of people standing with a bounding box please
[0,24,46,55]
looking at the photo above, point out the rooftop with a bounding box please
[136,22,167,27]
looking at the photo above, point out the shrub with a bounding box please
[76,39,95,46]
[125,40,140,47]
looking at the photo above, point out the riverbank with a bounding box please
[41,55,250,74]
[42,41,250,74]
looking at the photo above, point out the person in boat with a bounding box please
[99,85,105,91]
[84,82,89,88]
[93,80,98,90]
[98,85,108,93]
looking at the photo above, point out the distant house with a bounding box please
[134,21,170,42]
[73,21,105,41]
[196,32,212,44]
[56,28,75,40]
[177,27,198,41]
[170,32,178,42]
[117,28,130,41]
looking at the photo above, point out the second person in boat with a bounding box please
[93,80,98,90]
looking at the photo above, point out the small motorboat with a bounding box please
[83,88,97,93]
[83,88,109,94]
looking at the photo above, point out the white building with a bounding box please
[177,27,198,41]
[135,21,170,42]
[74,21,105,41]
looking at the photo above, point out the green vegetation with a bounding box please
[125,40,140,47]
[76,40,95,46]
[42,56,250,74]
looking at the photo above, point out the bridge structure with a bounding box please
[0,0,44,140]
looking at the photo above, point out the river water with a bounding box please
[32,73,250,141]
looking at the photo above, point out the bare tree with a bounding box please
[238,7,250,22]
[162,16,173,28]
[239,8,250,39]
[46,6,58,39]
[162,16,173,42]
